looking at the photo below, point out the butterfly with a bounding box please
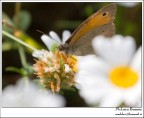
[59,3,116,56]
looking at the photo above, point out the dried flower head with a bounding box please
[33,49,77,93]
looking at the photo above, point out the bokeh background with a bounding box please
[2,2,142,107]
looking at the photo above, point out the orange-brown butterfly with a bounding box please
[59,3,116,55]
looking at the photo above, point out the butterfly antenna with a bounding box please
[36,30,61,44]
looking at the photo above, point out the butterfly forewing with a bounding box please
[68,23,115,55]
[66,3,116,56]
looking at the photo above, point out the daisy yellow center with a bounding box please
[109,66,138,88]
[69,55,78,72]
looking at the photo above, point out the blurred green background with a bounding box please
[2,2,142,107]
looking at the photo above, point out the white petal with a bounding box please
[130,47,141,73]
[76,73,108,90]
[49,31,61,44]
[75,55,112,105]
[118,2,139,8]
[76,55,111,92]
[62,30,71,44]
[41,34,57,50]
[92,35,136,66]
[77,55,110,76]
[100,88,123,107]
[77,75,110,105]
[124,79,141,107]
[136,100,142,107]
[124,91,141,107]
[79,86,107,105]
[128,47,141,106]
[32,50,44,58]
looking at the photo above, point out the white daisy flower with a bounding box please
[2,78,66,107]
[76,35,141,107]
[41,30,71,50]
[118,2,139,8]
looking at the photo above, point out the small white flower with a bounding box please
[118,2,139,8]
[76,35,141,107]
[41,30,71,50]
[2,78,66,107]
[33,50,77,93]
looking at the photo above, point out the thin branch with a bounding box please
[2,30,37,51]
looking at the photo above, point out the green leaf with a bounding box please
[124,22,135,35]
[14,31,44,52]
[54,20,82,29]
[2,12,16,33]
[50,43,59,53]
[2,42,17,51]
[6,67,28,76]
[6,67,23,74]
[13,10,31,31]
[84,5,94,17]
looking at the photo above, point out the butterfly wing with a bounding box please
[66,3,116,55]
[68,23,115,55]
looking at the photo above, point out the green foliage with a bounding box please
[13,10,31,31]
[15,31,44,51]
[2,42,17,51]
[6,64,33,77]
[6,67,28,76]
[2,10,31,32]
[2,12,16,33]
[50,43,59,53]
[2,11,43,52]
[84,5,94,17]
[55,20,82,29]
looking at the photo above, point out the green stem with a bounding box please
[23,76,29,87]
[18,45,27,68]
[2,30,37,51]
[15,3,21,16]
[15,3,21,24]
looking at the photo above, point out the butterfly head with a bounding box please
[59,43,69,51]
